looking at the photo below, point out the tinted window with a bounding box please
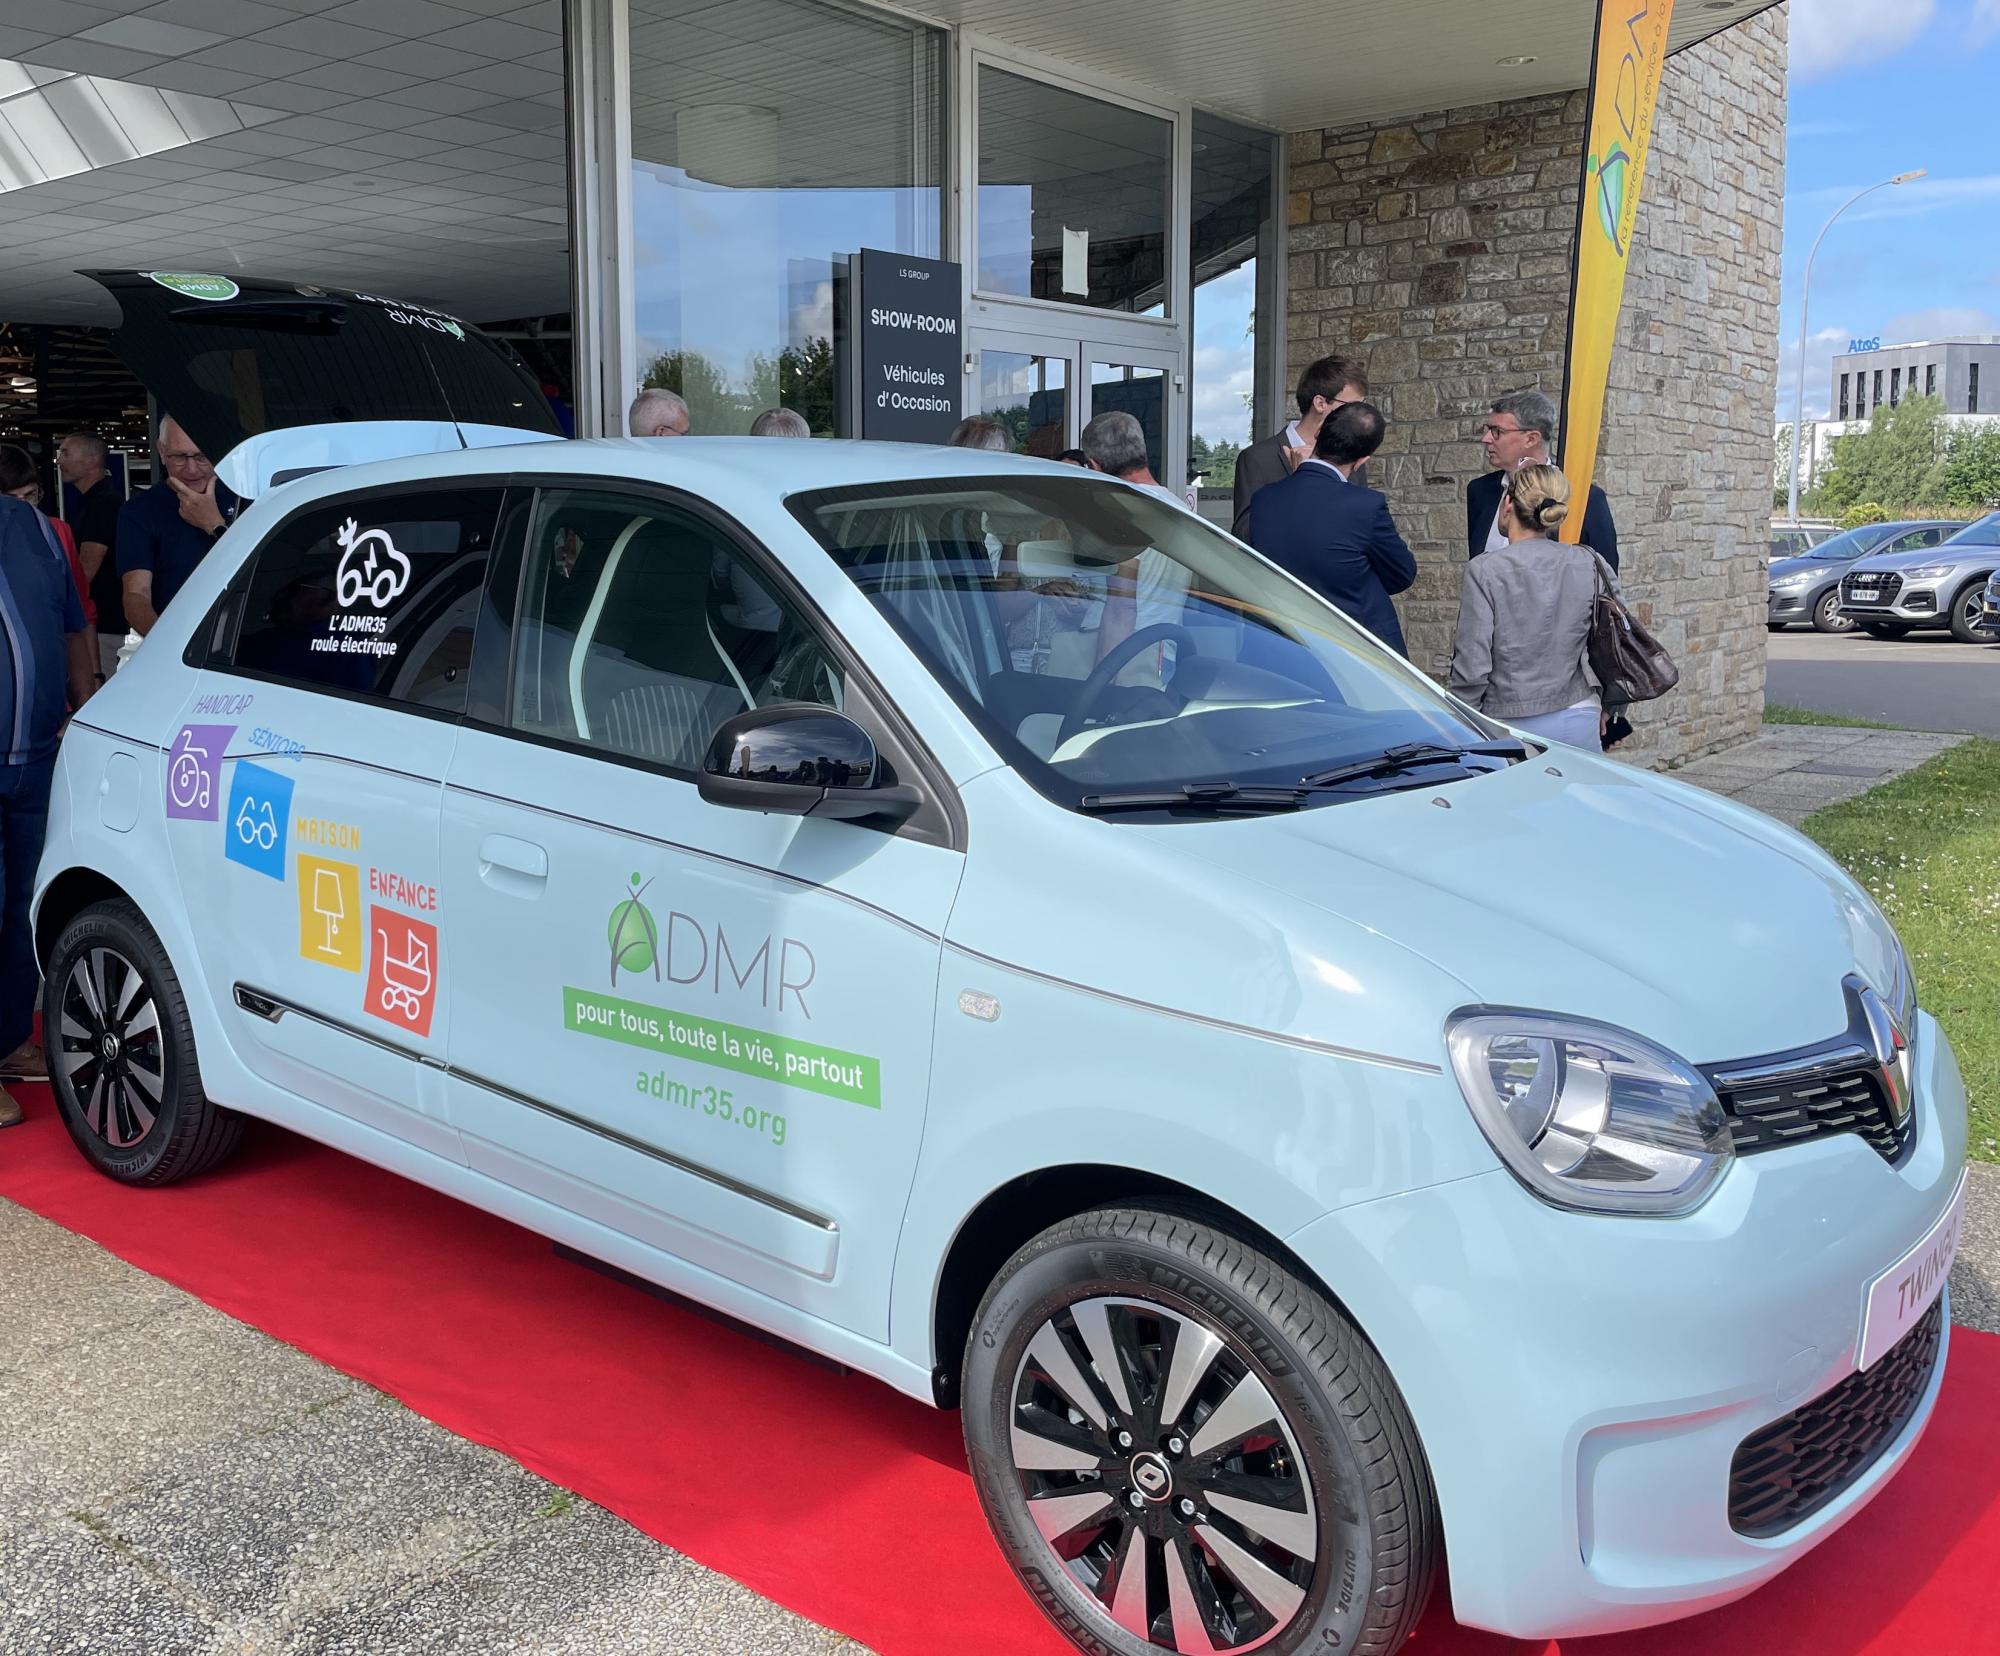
[1944,513,2000,547]
[224,487,502,713]
[510,488,844,773]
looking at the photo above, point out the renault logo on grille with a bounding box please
[1855,982,1913,1126]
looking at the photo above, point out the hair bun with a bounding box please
[1537,500,1569,529]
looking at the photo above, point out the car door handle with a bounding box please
[478,833,548,895]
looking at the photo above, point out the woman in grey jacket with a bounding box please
[1448,463,1617,750]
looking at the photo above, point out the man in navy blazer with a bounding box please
[1465,389,1619,568]
[1245,402,1417,655]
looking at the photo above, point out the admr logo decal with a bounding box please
[146,271,240,302]
[1588,144,1631,256]
[608,873,660,986]
[334,519,412,609]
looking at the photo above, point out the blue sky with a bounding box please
[1778,0,2000,422]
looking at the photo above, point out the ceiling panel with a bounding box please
[0,0,570,323]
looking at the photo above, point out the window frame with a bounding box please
[188,476,512,725]
[462,473,967,852]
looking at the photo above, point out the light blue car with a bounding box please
[34,281,1967,1656]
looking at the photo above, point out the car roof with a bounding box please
[258,435,1106,508]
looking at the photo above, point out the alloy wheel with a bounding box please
[1814,591,1854,633]
[1009,1296,1317,1652]
[56,947,165,1148]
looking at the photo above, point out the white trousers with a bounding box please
[1512,700,1602,751]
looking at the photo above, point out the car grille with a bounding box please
[1728,1296,1943,1538]
[1841,572,1903,607]
[1712,1061,1912,1165]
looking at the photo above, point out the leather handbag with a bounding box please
[1587,555,1679,704]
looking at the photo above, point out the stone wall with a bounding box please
[1282,6,1787,764]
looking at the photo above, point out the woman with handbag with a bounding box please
[1448,463,1623,750]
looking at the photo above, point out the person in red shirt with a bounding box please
[0,444,98,640]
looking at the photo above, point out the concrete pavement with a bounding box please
[1766,629,2000,736]
[1669,721,1967,827]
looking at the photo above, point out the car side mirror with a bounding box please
[698,703,921,825]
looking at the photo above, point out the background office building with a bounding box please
[1794,337,2000,489]
[0,0,1788,764]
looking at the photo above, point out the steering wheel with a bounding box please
[1056,623,1199,748]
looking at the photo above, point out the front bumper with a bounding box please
[1766,586,1820,622]
[1838,581,1948,623]
[1290,1012,1967,1640]
[1977,589,2000,635]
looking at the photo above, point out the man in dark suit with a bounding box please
[1465,389,1619,568]
[1245,402,1417,655]
[1231,354,1368,539]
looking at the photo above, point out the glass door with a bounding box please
[966,328,1076,456]
[1082,349,1177,486]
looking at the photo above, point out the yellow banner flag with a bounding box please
[1559,0,1675,542]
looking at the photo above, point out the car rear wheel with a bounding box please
[42,900,243,1184]
[1811,589,1856,634]
[1861,621,1913,640]
[1948,583,1990,644]
[963,1207,1438,1656]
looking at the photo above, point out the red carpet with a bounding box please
[3,1090,1998,1655]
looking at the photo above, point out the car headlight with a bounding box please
[1768,572,1811,590]
[1445,1011,1735,1216]
[1898,564,1956,581]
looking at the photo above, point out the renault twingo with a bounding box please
[32,277,1967,1656]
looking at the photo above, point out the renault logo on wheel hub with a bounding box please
[1130,1452,1173,1502]
[99,1032,121,1063]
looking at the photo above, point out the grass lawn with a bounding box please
[1764,702,1903,730]
[1801,740,2000,1159]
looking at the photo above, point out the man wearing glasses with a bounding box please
[1232,355,1369,538]
[118,416,240,640]
[1466,390,1619,568]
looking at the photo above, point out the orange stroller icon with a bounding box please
[375,924,433,1022]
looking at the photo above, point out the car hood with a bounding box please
[1770,554,1845,580]
[85,271,562,498]
[1158,754,1900,1067]
[1849,540,1996,574]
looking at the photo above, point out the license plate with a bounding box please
[1859,1170,1967,1370]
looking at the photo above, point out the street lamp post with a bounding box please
[1786,169,1927,522]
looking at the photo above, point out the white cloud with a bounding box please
[1973,0,2000,47]
[1881,305,2000,344]
[1774,325,1851,422]
[1789,0,1935,81]
[1190,341,1257,447]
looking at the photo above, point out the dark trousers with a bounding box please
[0,755,54,1057]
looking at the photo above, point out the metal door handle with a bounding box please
[478,833,548,891]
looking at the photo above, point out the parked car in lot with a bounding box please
[1839,511,2000,640]
[1770,520,1836,559]
[31,274,1969,1656]
[1767,520,1962,633]
[1979,569,2000,639]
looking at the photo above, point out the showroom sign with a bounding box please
[852,248,962,443]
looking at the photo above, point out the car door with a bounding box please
[167,481,508,1161]
[438,481,963,1338]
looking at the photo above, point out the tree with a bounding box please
[1938,426,2000,510]
[1838,501,1889,529]
[778,336,835,435]
[1816,395,1948,514]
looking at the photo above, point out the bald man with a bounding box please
[118,416,239,636]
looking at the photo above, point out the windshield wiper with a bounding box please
[1296,739,1528,791]
[1077,782,1308,814]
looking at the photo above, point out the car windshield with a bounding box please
[1805,525,1892,559]
[790,475,1507,813]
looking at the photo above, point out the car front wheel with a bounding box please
[43,900,243,1184]
[1949,583,1990,644]
[963,1207,1438,1656]
[1812,589,1856,633]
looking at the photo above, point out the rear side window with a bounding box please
[222,487,503,713]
